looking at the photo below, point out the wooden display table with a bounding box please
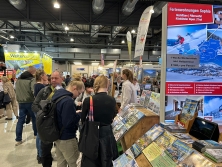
[135,133,222,167]
[120,107,160,151]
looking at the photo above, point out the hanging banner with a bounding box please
[134,6,154,58]
[42,54,52,74]
[126,31,132,61]
[5,52,42,77]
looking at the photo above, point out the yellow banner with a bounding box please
[42,54,52,74]
[5,52,41,68]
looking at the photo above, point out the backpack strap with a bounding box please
[53,95,68,136]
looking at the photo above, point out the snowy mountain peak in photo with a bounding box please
[200,62,221,68]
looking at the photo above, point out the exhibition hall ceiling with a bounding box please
[0,0,221,61]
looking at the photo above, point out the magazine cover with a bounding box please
[136,133,153,150]
[155,131,177,151]
[165,139,194,164]
[147,92,160,115]
[125,143,142,158]
[180,98,198,123]
[177,151,215,167]
[151,152,177,167]
[113,121,127,141]
[112,115,122,128]
[118,107,132,118]
[140,90,152,107]
[125,159,139,167]
[113,153,132,167]
[172,133,191,139]
[145,124,165,141]
[143,142,162,162]
[122,110,145,130]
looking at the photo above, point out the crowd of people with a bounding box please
[0,67,140,167]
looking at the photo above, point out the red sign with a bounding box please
[166,82,222,95]
[167,2,213,26]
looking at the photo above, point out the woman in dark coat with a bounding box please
[81,75,118,167]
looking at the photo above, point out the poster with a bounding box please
[5,52,42,77]
[164,2,222,131]
[42,54,52,74]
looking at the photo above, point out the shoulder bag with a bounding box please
[78,96,100,160]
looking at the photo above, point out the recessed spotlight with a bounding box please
[131,29,136,34]
[121,40,125,44]
[65,26,69,31]
[70,38,74,42]
[54,2,60,8]
[10,35,14,39]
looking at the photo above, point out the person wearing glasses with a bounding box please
[32,70,64,167]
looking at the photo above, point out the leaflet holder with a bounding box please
[175,111,198,133]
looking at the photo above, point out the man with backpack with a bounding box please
[32,70,63,167]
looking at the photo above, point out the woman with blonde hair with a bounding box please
[119,69,137,112]
[2,76,18,120]
[81,75,118,167]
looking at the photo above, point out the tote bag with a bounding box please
[78,96,100,160]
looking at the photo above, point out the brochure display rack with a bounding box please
[175,111,198,133]
[120,107,160,151]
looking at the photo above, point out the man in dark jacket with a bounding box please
[51,80,84,167]
[32,70,63,167]
[15,66,36,146]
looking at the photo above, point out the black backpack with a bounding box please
[36,96,67,143]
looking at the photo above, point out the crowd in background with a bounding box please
[0,67,140,167]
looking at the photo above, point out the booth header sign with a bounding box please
[167,2,213,26]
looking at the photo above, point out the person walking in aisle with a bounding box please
[52,80,84,167]
[119,69,137,112]
[32,70,63,167]
[2,76,18,120]
[15,66,37,146]
[34,69,48,164]
[81,75,118,167]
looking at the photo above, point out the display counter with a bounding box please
[120,107,159,151]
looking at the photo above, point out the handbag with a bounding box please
[3,93,11,104]
[78,96,100,160]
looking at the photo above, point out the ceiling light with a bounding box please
[121,40,125,44]
[74,62,82,65]
[92,62,99,66]
[64,26,69,31]
[54,1,60,8]
[150,9,154,13]
[10,35,14,39]
[131,29,136,34]
[70,38,74,42]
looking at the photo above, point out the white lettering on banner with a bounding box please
[169,7,211,14]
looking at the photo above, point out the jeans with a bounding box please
[36,133,42,157]
[41,141,53,167]
[55,138,79,167]
[15,103,37,142]
[34,113,42,158]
